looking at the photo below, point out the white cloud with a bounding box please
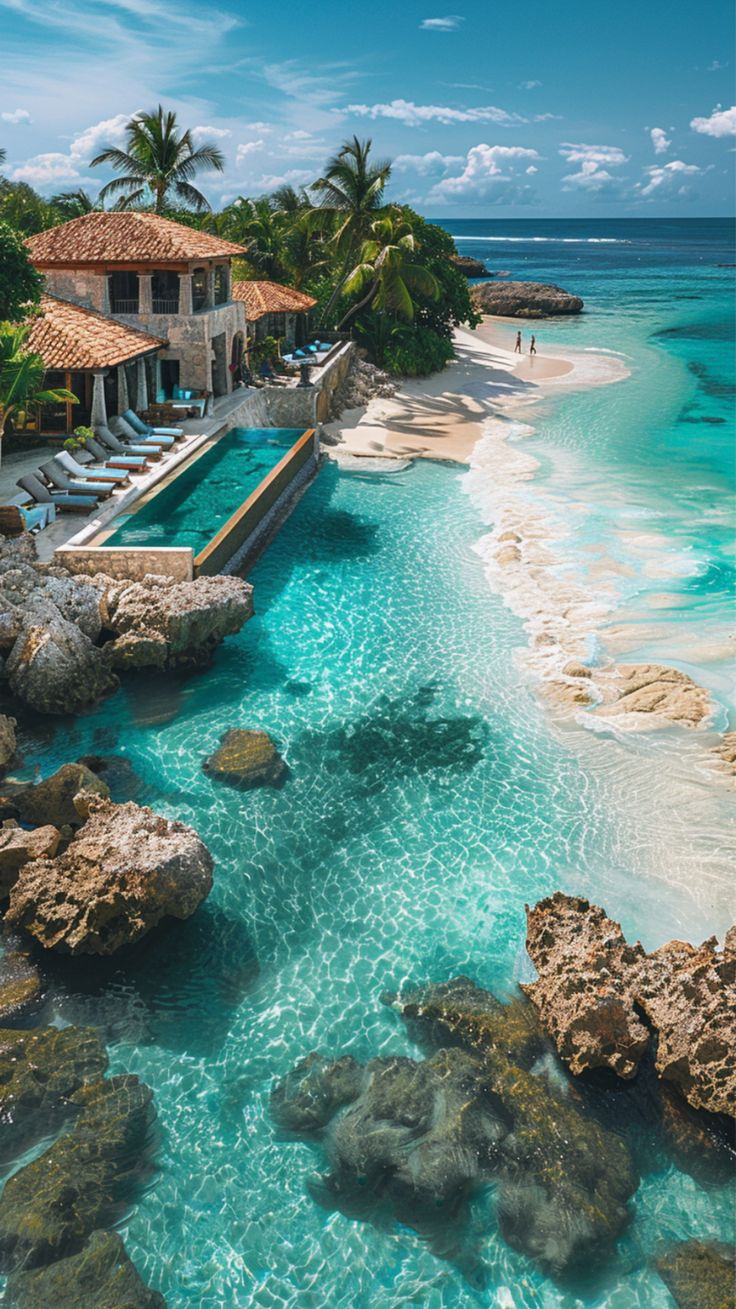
[526,165,538,174]
[639,159,700,197]
[346,98,526,126]
[191,124,232,140]
[393,150,464,175]
[244,121,273,133]
[690,105,736,138]
[11,152,83,184]
[519,80,541,90]
[650,127,671,154]
[250,168,314,192]
[236,140,266,163]
[429,143,540,200]
[11,112,134,185]
[68,112,132,162]
[1,109,32,125]
[559,142,628,192]
[420,15,464,29]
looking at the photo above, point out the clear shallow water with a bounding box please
[3,220,735,1306]
[105,428,303,552]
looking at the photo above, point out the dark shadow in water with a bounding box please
[27,904,259,1058]
[686,358,736,400]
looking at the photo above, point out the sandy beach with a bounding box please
[324,319,626,464]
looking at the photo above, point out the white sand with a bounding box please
[324,320,627,464]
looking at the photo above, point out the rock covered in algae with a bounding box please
[0,824,61,899]
[6,798,213,955]
[0,1075,155,1270]
[203,728,288,789]
[0,954,42,1025]
[382,975,543,1067]
[271,1052,364,1132]
[523,892,736,1117]
[13,762,109,828]
[0,716,16,770]
[2,1229,165,1308]
[654,1240,736,1309]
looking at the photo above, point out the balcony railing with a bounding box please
[152,297,180,314]
[111,298,139,314]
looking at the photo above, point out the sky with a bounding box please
[1,0,734,218]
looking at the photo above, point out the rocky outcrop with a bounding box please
[593,663,711,728]
[0,534,253,714]
[273,989,638,1277]
[0,1074,155,1271]
[654,1241,736,1309]
[0,716,16,770]
[328,356,398,419]
[3,1229,165,1309]
[7,797,213,955]
[103,574,253,670]
[451,255,489,277]
[13,763,108,829]
[471,280,583,317]
[523,893,736,1116]
[0,953,42,1025]
[0,823,61,898]
[203,728,288,789]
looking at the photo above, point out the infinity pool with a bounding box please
[104,428,304,554]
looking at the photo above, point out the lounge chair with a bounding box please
[109,416,175,450]
[39,460,117,499]
[95,425,159,463]
[123,409,185,439]
[56,451,130,485]
[85,434,149,471]
[18,473,99,514]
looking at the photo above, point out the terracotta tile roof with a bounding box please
[27,212,247,265]
[27,295,166,370]
[231,279,317,320]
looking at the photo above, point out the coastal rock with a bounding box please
[4,609,118,716]
[382,975,543,1067]
[104,574,253,669]
[78,754,144,802]
[0,716,16,770]
[0,823,61,898]
[203,728,288,789]
[594,663,711,728]
[654,1241,736,1309]
[708,730,736,785]
[6,798,213,955]
[0,1026,107,1133]
[471,280,584,317]
[523,892,736,1117]
[0,954,42,1025]
[2,1229,165,1309]
[329,356,398,418]
[451,255,489,277]
[271,1052,365,1132]
[0,1074,155,1271]
[13,763,108,829]
[522,893,651,1079]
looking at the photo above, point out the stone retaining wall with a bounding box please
[54,546,193,582]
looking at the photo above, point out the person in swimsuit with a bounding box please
[514,331,522,354]
[530,335,537,355]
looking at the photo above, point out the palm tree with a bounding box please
[50,188,100,220]
[311,136,391,322]
[0,148,6,168]
[0,322,76,457]
[337,215,439,330]
[91,106,225,213]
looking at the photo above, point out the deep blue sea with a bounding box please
[4,219,735,1307]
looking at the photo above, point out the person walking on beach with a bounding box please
[529,334,537,355]
[514,330,522,354]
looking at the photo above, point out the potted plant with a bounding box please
[68,424,95,462]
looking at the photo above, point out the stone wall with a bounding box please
[117,302,246,397]
[54,546,194,582]
[42,268,107,312]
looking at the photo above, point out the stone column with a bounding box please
[139,273,153,314]
[102,276,111,315]
[153,356,162,402]
[90,371,108,428]
[206,267,216,309]
[116,365,129,413]
[135,358,148,411]
[179,272,193,315]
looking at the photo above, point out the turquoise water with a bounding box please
[104,428,303,552]
[4,220,735,1306]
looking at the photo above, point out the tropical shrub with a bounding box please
[381,325,455,378]
[0,222,43,321]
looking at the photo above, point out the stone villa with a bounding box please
[23,212,316,435]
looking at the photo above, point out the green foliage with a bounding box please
[249,335,282,365]
[395,210,481,338]
[0,179,57,235]
[73,425,94,445]
[381,324,455,378]
[0,322,76,435]
[0,223,43,321]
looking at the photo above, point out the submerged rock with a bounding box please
[13,763,109,829]
[0,1075,155,1270]
[382,975,543,1067]
[271,1052,365,1132]
[2,1229,165,1308]
[7,798,213,955]
[523,892,736,1117]
[654,1240,736,1309]
[0,716,16,770]
[593,662,711,728]
[471,280,583,317]
[0,1026,107,1141]
[0,823,61,899]
[203,729,288,789]
[0,954,42,1025]
[104,574,253,670]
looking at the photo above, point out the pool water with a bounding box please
[104,428,303,554]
